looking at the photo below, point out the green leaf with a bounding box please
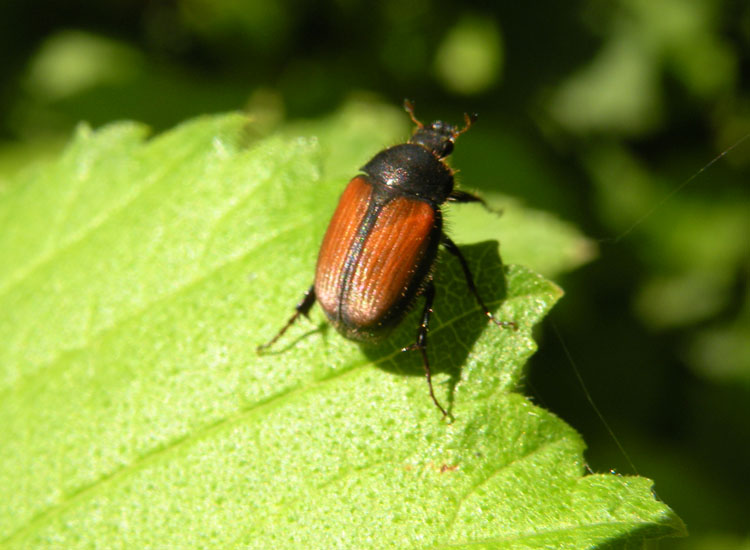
[449,198,596,278]
[0,104,684,548]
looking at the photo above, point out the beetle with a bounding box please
[257,100,513,416]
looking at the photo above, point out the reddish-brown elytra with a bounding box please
[257,100,514,416]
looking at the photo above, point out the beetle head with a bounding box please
[404,99,477,159]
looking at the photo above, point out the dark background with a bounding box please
[1,1,748,547]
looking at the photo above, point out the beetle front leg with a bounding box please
[441,236,517,330]
[447,189,486,205]
[447,189,505,216]
[256,284,316,353]
[401,282,449,417]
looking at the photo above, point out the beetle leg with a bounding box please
[447,190,505,216]
[402,282,449,417]
[256,284,316,353]
[447,189,485,205]
[441,236,517,330]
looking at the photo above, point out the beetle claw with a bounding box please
[490,316,518,331]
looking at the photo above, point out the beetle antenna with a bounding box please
[403,99,424,129]
[454,112,478,140]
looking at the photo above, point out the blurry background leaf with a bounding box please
[434,15,504,95]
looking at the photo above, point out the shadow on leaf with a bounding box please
[361,241,511,413]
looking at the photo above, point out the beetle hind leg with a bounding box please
[256,284,317,353]
[401,282,450,418]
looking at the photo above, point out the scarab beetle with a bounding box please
[258,100,513,416]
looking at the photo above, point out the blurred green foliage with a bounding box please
[0,0,748,548]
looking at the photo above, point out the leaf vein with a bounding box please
[0,136,209,299]
[444,437,568,536]
[0,360,371,546]
[0,218,313,395]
